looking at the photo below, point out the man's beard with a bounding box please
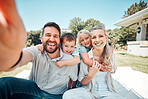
[43,41,59,54]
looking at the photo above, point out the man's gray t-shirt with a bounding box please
[24,46,77,94]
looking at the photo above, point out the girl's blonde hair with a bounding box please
[91,25,113,67]
[76,29,91,49]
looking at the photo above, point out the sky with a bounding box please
[15,0,143,32]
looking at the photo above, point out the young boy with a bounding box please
[58,33,80,89]
[56,33,80,67]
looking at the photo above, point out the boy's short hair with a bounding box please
[60,33,76,45]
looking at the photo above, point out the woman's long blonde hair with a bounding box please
[91,25,113,67]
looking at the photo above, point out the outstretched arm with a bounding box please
[56,56,80,67]
[8,50,33,71]
[0,0,27,71]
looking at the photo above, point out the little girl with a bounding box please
[76,30,93,87]
[77,30,93,67]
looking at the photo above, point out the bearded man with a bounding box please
[0,22,77,99]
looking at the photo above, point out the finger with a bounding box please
[0,11,7,28]
[0,11,8,36]
[103,68,108,72]
[98,64,101,70]
[92,61,95,67]
[108,66,112,72]
[95,62,100,71]
[101,66,108,72]
[96,62,100,69]
[100,68,105,72]
[102,63,105,65]
[105,66,111,72]
[94,61,98,68]
[0,0,21,24]
[0,12,8,39]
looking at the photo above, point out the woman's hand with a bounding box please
[81,61,100,86]
[88,61,100,78]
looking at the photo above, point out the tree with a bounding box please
[123,0,147,18]
[68,17,104,37]
[107,27,136,49]
[26,30,42,47]
[83,18,104,31]
[69,17,84,37]
[118,27,136,46]
[107,28,120,48]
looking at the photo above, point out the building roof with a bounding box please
[114,7,148,27]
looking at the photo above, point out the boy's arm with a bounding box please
[56,55,80,67]
[81,52,93,66]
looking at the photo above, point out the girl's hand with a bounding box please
[37,44,44,53]
[88,61,100,78]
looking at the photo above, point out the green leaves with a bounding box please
[123,0,147,18]
[107,27,136,48]
[68,17,104,37]
[26,30,42,47]
[83,18,104,31]
[69,17,84,37]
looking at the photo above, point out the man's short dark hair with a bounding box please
[42,22,61,37]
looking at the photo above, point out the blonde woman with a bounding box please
[63,25,124,99]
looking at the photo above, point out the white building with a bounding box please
[114,8,148,57]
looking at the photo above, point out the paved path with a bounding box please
[112,67,148,99]
[15,67,148,99]
[15,70,30,79]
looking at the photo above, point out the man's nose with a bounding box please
[49,36,55,41]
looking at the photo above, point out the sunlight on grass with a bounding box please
[115,51,148,73]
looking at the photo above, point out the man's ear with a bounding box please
[41,36,43,42]
[106,35,108,40]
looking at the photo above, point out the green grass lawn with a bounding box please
[115,51,148,73]
[0,51,148,78]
